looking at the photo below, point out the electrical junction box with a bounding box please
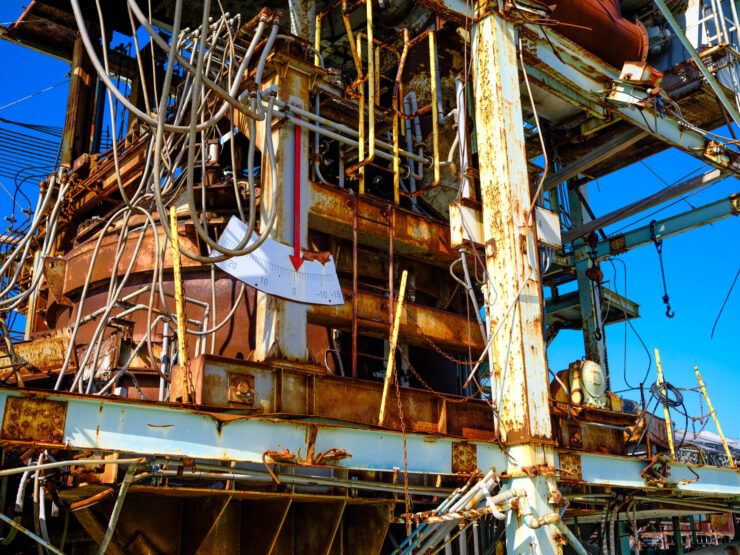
[534,207,562,249]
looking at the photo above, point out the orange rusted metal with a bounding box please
[171,355,497,441]
[451,442,478,474]
[0,396,66,444]
[549,0,648,70]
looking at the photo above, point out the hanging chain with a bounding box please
[650,220,675,318]
[392,352,412,536]
[585,232,605,341]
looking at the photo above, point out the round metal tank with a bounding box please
[550,0,649,69]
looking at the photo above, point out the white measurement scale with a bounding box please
[213,216,344,306]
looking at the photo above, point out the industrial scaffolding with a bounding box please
[0,0,738,553]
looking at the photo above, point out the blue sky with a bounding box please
[0,5,738,437]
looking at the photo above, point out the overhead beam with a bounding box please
[309,287,485,353]
[563,168,728,243]
[561,450,740,496]
[0,388,508,475]
[593,192,740,260]
[308,181,457,268]
[1,388,738,498]
[543,128,648,191]
[520,24,740,179]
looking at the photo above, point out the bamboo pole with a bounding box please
[378,270,408,426]
[695,366,735,468]
[655,348,676,460]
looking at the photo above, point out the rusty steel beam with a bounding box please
[309,287,484,354]
[253,58,314,362]
[474,15,551,445]
[308,181,458,268]
[61,36,94,168]
[0,387,509,475]
[474,11,559,555]
[0,328,76,381]
[169,355,496,440]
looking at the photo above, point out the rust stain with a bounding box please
[451,442,477,474]
[1,397,66,444]
[558,453,582,482]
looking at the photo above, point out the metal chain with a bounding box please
[392,356,412,536]
[650,220,675,318]
[396,347,472,404]
[405,308,478,366]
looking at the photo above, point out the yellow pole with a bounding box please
[695,366,735,468]
[428,31,440,187]
[356,33,365,195]
[169,206,190,402]
[655,348,676,460]
[379,270,408,426]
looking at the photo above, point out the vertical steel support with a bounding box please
[567,183,607,375]
[617,522,631,554]
[61,36,94,168]
[672,516,685,554]
[472,9,558,554]
[254,62,312,361]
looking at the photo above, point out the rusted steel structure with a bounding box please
[0,0,739,553]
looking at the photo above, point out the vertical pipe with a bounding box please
[695,366,735,467]
[640,383,653,457]
[429,31,440,188]
[672,516,684,554]
[689,515,698,549]
[472,521,480,555]
[314,11,322,67]
[366,0,375,174]
[158,322,170,402]
[378,269,408,426]
[393,105,400,204]
[655,348,676,460]
[352,193,358,378]
[388,207,395,337]
[357,34,366,194]
[169,206,189,402]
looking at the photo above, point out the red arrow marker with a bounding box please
[290,115,304,270]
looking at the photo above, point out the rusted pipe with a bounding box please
[549,0,648,70]
[400,30,440,198]
[518,491,588,555]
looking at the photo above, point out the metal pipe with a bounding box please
[0,458,146,477]
[0,512,63,555]
[518,493,589,555]
[159,322,170,401]
[96,464,137,555]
